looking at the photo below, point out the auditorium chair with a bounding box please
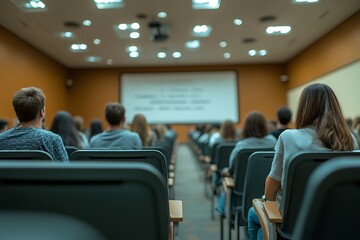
[0,161,183,240]
[0,150,53,161]
[292,157,360,240]
[253,151,360,240]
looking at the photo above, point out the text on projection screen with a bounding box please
[121,72,239,124]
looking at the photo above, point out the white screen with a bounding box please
[121,71,239,124]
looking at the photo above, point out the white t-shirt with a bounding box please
[269,127,359,203]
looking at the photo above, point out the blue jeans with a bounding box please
[248,207,262,240]
[216,191,225,215]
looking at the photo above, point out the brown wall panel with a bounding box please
[0,27,68,127]
[287,11,360,89]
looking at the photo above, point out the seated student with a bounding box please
[50,111,83,149]
[0,119,9,133]
[228,111,277,172]
[73,115,90,148]
[217,111,277,214]
[90,102,142,150]
[0,87,68,161]
[131,113,157,147]
[247,83,359,240]
[270,107,292,139]
[88,118,103,140]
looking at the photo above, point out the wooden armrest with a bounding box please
[169,172,175,178]
[168,178,174,187]
[253,199,270,240]
[210,164,217,172]
[169,200,183,222]
[263,201,283,223]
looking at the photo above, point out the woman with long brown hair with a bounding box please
[131,113,156,147]
[248,83,359,240]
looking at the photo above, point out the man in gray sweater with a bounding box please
[0,87,68,161]
[90,102,142,150]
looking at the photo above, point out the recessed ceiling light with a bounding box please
[70,44,88,52]
[233,19,243,26]
[248,49,268,57]
[106,59,113,65]
[223,53,231,59]
[11,0,47,11]
[172,52,182,58]
[93,0,124,9]
[192,25,212,37]
[219,41,227,48]
[192,0,221,9]
[118,24,128,30]
[157,12,167,18]
[83,20,92,26]
[131,23,140,30]
[157,52,167,59]
[266,26,291,35]
[129,32,140,39]
[129,52,139,58]
[127,46,138,52]
[185,40,200,49]
[248,50,257,57]
[86,56,102,63]
[93,39,101,45]
[259,50,267,56]
[293,0,319,3]
[59,32,75,39]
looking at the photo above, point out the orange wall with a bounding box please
[286,11,360,89]
[68,65,287,143]
[0,27,68,127]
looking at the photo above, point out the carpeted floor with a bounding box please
[174,144,247,240]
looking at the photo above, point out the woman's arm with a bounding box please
[265,176,281,201]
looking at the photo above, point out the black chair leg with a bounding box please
[220,214,224,240]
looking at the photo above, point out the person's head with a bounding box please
[296,83,354,150]
[12,87,45,124]
[0,119,9,132]
[131,113,149,146]
[105,102,125,126]
[73,115,84,131]
[50,111,80,147]
[221,120,236,140]
[242,111,268,139]
[89,119,103,139]
[277,107,292,126]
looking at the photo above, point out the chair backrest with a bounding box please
[241,151,274,224]
[70,149,168,180]
[142,145,170,166]
[65,146,78,159]
[209,141,220,164]
[293,157,360,240]
[214,142,236,172]
[0,161,170,240]
[0,150,53,161]
[233,148,274,196]
[279,151,360,239]
[0,211,106,240]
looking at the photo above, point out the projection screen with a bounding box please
[120,71,239,124]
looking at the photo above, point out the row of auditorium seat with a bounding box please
[189,133,360,240]
[0,149,183,240]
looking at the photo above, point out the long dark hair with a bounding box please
[296,83,354,150]
[50,111,80,147]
